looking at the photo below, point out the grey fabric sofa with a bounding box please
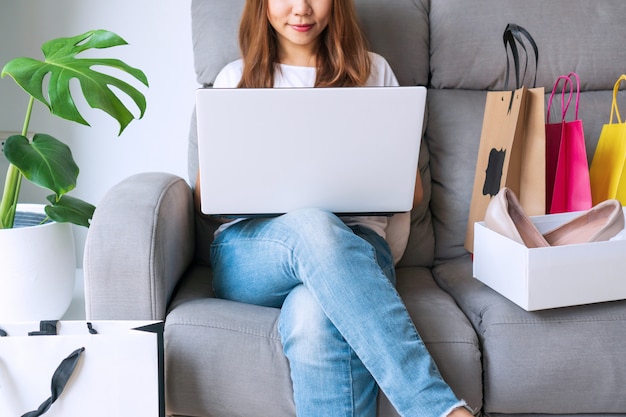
[83,0,626,416]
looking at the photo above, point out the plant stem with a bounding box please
[0,166,22,228]
[22,97,34,136]
[0,97,34,229]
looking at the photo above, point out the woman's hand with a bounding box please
[413,168,423,209]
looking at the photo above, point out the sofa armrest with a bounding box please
[84,172,195,320]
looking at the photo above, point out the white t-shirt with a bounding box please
[213,52,412,264]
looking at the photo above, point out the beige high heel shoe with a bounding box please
[483,187,550,248]
[484,187,625,247]
[543,199,624,245]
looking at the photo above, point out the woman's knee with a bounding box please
[279,208,367,256]
[281,208,346,237]
[278,285,345,360]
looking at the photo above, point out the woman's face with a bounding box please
[267,0,332,64]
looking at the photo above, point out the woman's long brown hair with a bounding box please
[237,0,371,88]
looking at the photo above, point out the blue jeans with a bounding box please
[210,208,465,417]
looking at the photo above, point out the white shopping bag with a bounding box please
[0,320,164,417]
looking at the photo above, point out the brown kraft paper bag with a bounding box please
[465,86,545,252]
[465,23,546,252]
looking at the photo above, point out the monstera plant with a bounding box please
[0,29,148,229]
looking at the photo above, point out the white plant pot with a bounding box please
[0,204,76,321]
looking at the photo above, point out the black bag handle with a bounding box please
[21,347,85,417]
[503,23,539,90]
[0,321,97,416]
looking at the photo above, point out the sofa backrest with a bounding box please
[189,0,626,267]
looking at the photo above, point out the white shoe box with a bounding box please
[473,207,626,311]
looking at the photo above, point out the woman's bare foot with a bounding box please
[448,406,473,417]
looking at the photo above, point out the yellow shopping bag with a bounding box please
[589,74,626,205]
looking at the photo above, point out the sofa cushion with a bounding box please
[396,139,435,268]
[191,0,243,87]
[434,257,626,415]
[165,264,482,416]
[425,89,486,261]
[355,0,430,87]
[165,268,295,417]
[429,0,626,91]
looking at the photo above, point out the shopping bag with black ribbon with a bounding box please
[0,320,164,417]
[465,23,546,252]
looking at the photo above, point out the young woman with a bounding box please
[197,1,474,416]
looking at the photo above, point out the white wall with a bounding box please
[0,0,198,264]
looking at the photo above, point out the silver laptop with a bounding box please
[195,86,426,217]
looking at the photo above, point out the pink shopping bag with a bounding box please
[545,72,592,214]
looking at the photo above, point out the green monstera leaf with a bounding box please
[4,133,94,227]
[4,133,79,196]
[45,194,96,228]
[1,29,149,134]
